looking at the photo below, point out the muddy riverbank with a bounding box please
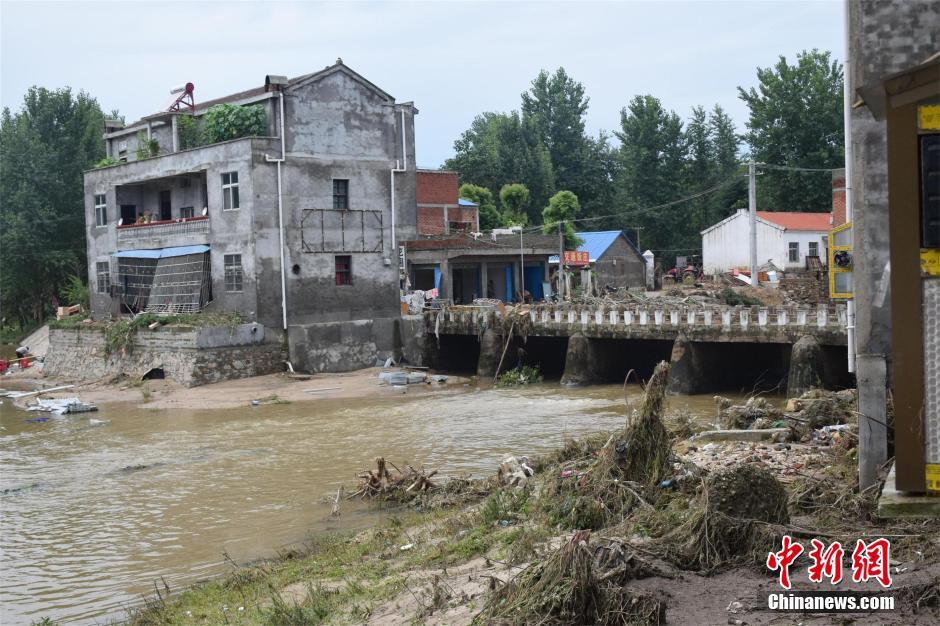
[118,377,940,626]
[1,369,744,625]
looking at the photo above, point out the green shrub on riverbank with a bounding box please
[497,365,542,386]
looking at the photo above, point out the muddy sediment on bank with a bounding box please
[121,375,940,626]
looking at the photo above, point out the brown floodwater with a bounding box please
[0,380,750,625]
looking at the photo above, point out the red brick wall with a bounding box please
[418,206,446,234]
[831,169,846,227]
[415,171,479,234]
[416,170,458,205]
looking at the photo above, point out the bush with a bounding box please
[719,287,764,306]
[497,365,543,386]
[203,103,267,144]
[94,156,120,168]
[61,275,89,310]
[176,113,202,150]
[135,131,159,160]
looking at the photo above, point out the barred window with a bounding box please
[221,172,240,210]
[95,261,110,293]
[94,194,107,227]
[224,254,243,292]
[335,255,352,286]
[180,206,195,219]
[808,241,819,258]
[333,179,349,210]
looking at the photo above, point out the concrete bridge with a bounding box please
[424,303,849,396]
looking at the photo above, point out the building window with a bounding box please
[788,242,800,263]
[221,172,240,210]
[449,221,470,233]
[808,241,819,258]
[180,206,195,219]
[94,194,107,227]
[95,261,110,293]
[335,255,352,285]
[224,254,243,292]
[333,179,349,210]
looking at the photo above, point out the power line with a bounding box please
[567,174,747,227]
[759,162,842,173]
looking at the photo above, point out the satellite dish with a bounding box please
[202,206,208,216]
[118,218,124,226]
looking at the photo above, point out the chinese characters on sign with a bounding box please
[766,535,892,590]
[563,251,589,266]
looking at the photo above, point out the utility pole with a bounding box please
[558,221,565,300]
[519,229,525,301]
[748,161,758,287]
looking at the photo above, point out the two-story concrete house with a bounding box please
[84,60,417,345]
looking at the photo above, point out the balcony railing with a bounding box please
[116,216,209,247]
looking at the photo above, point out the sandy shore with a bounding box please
[5,367,471,411]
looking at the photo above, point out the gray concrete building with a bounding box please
[847,0,939,491]
[84,60,417,337]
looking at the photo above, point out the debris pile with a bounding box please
[349,457,438,501]
[543,362,673,529]
[714,395,784,430]
[661,464,788,572]
[477,530,667,626]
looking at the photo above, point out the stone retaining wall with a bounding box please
[44,323,285,387]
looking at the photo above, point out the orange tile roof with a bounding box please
[757,211,831,231]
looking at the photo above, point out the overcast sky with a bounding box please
[1,1,844,167]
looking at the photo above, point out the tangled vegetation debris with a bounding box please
[124,374,940,626]
[544,362,673,529]
[497,365,543,387]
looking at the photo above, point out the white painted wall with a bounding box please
[701,209,828,274]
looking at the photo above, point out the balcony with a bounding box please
[117,216,210,249]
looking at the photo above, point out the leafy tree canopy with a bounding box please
[459,183,505,231]
[738,49,844,212]
[202,103,267,145]
[542,190,583,248]
[499,183,530,225]
[0,86,106,327]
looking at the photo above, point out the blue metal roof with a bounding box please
[458,198,478,207]
[114,245,209,259]
[549,230,638,263]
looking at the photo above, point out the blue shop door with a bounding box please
[524,265,545,300]
[505,265,514,302]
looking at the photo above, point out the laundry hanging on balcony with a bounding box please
[113,245,211,314]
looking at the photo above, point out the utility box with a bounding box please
[828,222,854,300]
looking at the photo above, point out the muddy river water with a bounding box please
[1,380,745,624]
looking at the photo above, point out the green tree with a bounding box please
[708,104,746,222]
[615,95,687,252]
[459,183,504,231]
[445,111,555,222]
[202,103,267,144]
[176,113,202,150]
[499,183,530,225]
[0,87,106,326]
[738,49,844,211]
[542,190,582,249]
[521,68,614,218]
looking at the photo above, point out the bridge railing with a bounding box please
[426,302,847,334]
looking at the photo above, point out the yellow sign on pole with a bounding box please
[919,104,940,131]
[927,464,940,494]
[922,249,940,277]
[829,222,854,299]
